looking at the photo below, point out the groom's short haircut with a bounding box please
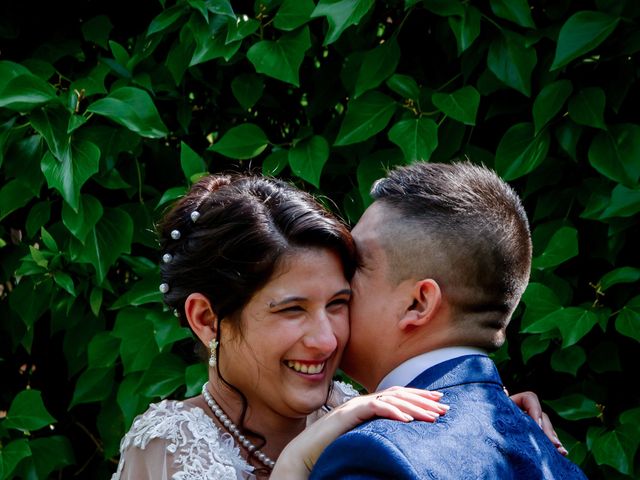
[369,161,532,349]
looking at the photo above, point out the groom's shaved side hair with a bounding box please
[370,161,532,349]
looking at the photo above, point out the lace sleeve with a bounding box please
[112,400,254,480]
[116,437,175,480]
[306,380,361,426]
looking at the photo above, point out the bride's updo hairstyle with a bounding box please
[157,173,356,329]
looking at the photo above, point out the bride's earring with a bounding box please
[209,338,219,367]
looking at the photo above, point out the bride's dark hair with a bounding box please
[156,173,355,470]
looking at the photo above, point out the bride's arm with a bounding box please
[272,387,448,479]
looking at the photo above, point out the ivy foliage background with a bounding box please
[1,0,639,478]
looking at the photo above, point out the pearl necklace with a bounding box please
[201,382,276,470]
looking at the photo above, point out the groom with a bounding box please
[310,162,586,478]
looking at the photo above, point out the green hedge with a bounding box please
[1,0,638,478]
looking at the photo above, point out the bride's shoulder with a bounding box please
[120,399,211,449]
[114,399,253,480]
[332,380,361,400]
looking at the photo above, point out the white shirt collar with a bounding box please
[376,347,487,391]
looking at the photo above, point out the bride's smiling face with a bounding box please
[219,247,351,418]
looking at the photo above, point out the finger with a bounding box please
[540,414,568,456]
[368,400,418,423]
[378,387,445,403]
[375,390,450,415]
[375,395,445,422]
[516,392,543,425]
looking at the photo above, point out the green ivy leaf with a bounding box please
[388,118,438,163]
[70,207,133,283]
[386,74,420,99]
[263,149,289,176]
[589,427,636,475]
[147,311,192,351]
[30,108,71,162]
[423,0,464,16]
[532,226,578,270]
[545,394,601,420]
[41,139,100,212]
[87,87,168,138]
[226,17,260,43]
[112,308,160,374]
[69,366,115,408]
[588,124,640,187]
[432,86,480,125]
[0,73,58,111]
[180,141,206,181]
[335,91,396,146]
[311,0,374,46]
[111,275,163,309]
[521,282,562,330]
[246,27,311,86]
[147,4,188,35]
[189,17,241,67]
[117,373,149,428]
[204,0,235,18]
[600,267,640,291]
[288,135,329,188]
[26,201,52,238]
[88,333,121,369]
[616,296,640,342]
[568,87,606,129]
[137,352,187,398]
[185,363,208,397]
[0,179,36,221]
[554,120,582,160]
[231,74,264,110]
[551,11,619,70]
[487,32,537,96]
[24,436,75,480]
[520,335,550,363]
[600,185,640,219]
[354,40,400,98]
[0,439,31,480]
[356,149,405,207]
[61,194,104,243]
[532,80,573,134]
[96,396,125,459]
[495,123,550,180]
[551,345,586,376]
[274,0,315,31]
[448,5,481,54]
[81,15,113,49]
[524,307,598,348]
[3,390,56,432]
[8,278,53,331]
[0,60,32,92]
[490,0,535,28]
[53,272,75,296]
[209,123,269,159]
[157,185,187,209]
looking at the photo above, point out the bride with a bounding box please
[113,174,559,479]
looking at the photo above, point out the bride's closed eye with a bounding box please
[326,298,350,315]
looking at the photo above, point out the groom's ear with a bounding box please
[185,292,218,346]
[398,279,442,331]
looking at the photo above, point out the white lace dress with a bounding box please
[112,381,359,480]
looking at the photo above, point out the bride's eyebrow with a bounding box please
[333,288,353,298]
[269,296,306,308]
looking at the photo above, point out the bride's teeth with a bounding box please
[286,361,324,374]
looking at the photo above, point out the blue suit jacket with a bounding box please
[311,355,586,479]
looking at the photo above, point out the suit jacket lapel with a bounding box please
[406,354,504,391]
